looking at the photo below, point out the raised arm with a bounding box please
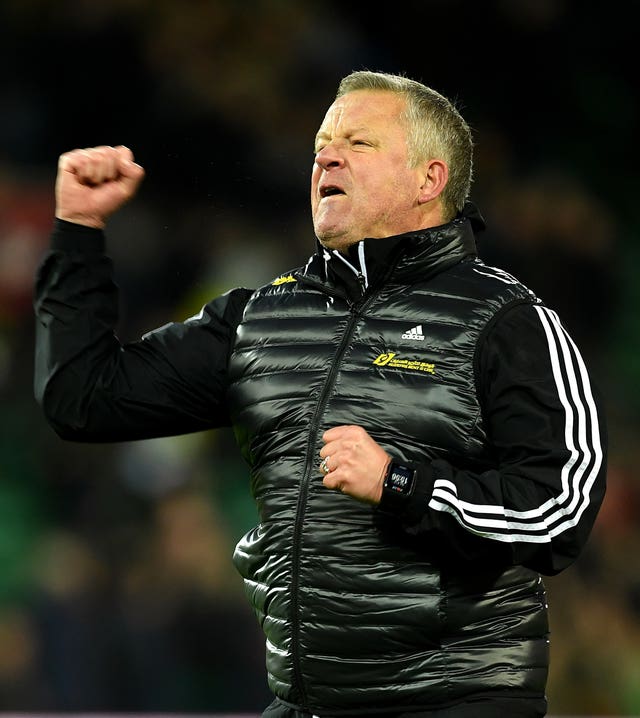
[34,147,253,442]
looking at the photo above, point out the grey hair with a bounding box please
[336,70,474,221]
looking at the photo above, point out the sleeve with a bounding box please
[34,219,253,443]
[378,300,608,575]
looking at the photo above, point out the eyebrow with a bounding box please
[315,127,373,145]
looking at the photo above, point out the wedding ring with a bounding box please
[320,456,330,475]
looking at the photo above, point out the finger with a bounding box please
[89,147,119,185]
[322,473,343,492]
[58,149,88,179]
[58,147,110,186]
[75,150,103,185]
[119,158,146,188]
[58,146,142,186]
[319,455,332,475]
[114,145,135,163]
[321,428,361,456]
[322,425,356,443]
[114,145,145,179]
[319,440,340,460]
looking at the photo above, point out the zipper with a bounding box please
[288,246,405,707]
[288,286,380,709]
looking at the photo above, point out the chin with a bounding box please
[319,236,358,253]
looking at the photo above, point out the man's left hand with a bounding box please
[319,425,391,504]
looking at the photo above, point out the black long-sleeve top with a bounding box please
[34,219,607,576]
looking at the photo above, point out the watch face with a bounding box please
[386,464,415,495]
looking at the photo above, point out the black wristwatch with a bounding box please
[380,460,416,511]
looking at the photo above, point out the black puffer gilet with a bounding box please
[228,216,549,714]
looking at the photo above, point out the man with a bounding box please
[34,71,607,717]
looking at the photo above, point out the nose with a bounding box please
[314,144,345,171]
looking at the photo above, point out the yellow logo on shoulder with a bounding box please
[271,274,297,286]
[373,352,435,375]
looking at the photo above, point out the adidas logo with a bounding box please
[401,324,425,341]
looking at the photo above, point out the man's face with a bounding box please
[311,89,426,252]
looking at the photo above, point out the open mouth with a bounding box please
[320,185,345,198]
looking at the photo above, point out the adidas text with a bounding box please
[402,325,424,341]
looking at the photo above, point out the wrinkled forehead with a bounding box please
[316,90,407,139]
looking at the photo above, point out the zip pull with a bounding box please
[356,242,369,290]
[330,242,370,293]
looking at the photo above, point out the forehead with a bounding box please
[317,90,407,135]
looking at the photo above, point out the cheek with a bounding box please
[388,171,419,205]
[367,175,407,209]
[310,167,321,199]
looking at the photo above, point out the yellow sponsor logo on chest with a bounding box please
[373,352,435,375]
[271,274,297,286]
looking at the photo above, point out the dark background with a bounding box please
[0,0,639,714]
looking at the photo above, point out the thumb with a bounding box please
[114,145,145,187]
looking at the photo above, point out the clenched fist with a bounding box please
[319,425,391,504]
[55,145,145,229]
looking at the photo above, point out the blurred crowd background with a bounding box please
[0,0,638,715]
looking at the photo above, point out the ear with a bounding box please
[418,159,448,205]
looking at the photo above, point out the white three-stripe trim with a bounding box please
[428,305,603,544]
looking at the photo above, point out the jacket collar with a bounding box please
[300,201,484,298]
